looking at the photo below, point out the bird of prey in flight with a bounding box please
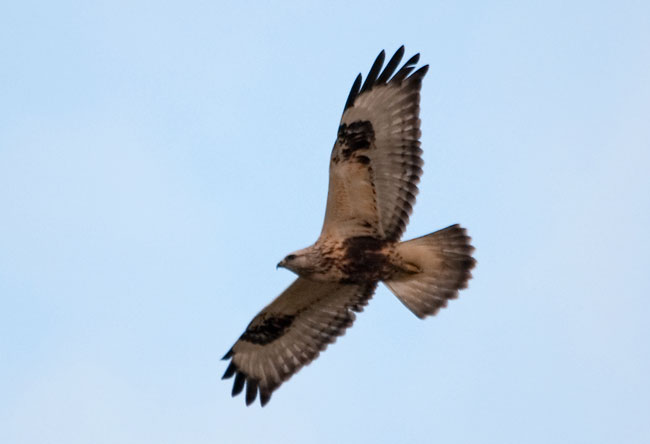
[223,47,476,406]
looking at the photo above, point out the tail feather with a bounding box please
[384,224,476,318]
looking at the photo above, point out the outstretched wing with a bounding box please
[222,278,377,406]
[321,46,428,242]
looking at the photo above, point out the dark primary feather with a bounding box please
[246,379,258,406]
[232,372,245,396]
[222,361,236,379]
[343,46,426,113]
[376,45,405,84]
[360,50,385,93]
[343,74,362,112]
[392,53,421,82]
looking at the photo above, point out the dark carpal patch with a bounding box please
[240,314,295,345]
[334,120,375,163]
[356,155,371,165]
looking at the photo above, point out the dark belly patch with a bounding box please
[340,236,390,282]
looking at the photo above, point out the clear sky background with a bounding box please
[1,1,649,443]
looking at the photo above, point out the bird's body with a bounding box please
[281,236,411,284]
[223,47,476,406]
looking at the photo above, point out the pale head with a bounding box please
[277,247,317,276]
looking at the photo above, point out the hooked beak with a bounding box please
[277,260,285,269]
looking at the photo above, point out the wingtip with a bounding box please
[222,361,237,380]
[376,46,406,84]
[413,64,429,80]
[344,47,426,111]
[222,348,233,360]
[360,50,386,94]
[391,45,406,59]
[245,379,258,406]
[260,390,272,407]
[343,73,363,112]
[232,372,246,397]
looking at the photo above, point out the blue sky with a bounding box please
[1,1,649,443]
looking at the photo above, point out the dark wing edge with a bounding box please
[343,46,429,114]
[221,280,378,407]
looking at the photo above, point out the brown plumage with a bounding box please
[223,47,476,406]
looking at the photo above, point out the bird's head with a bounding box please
[277,248,314,275]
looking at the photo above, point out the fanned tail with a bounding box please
[384,224,476,318]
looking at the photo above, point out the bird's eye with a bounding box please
[286,254,296,261]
